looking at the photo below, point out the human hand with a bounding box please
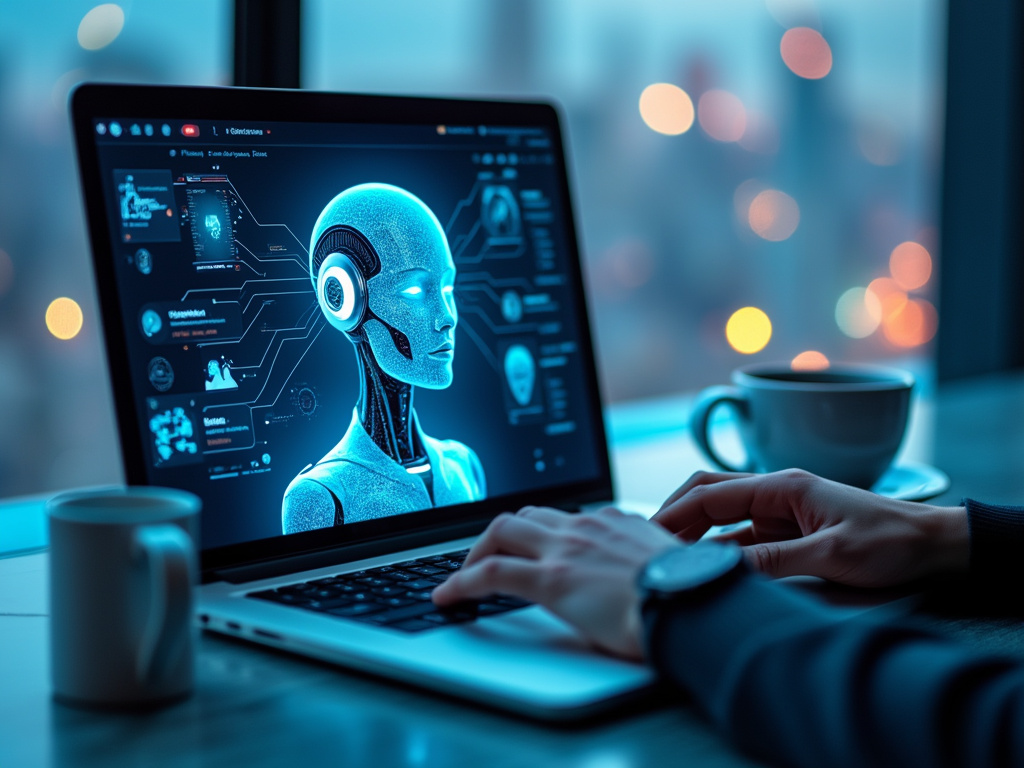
[432,506,680,660]
[652,469,969,588]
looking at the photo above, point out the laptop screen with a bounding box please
[72,85,611,563]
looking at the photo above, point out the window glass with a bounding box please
[0,1,230,496]
[305,0,944,402]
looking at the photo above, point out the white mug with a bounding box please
[47,486,200,708]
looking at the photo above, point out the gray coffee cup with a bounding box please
[689,363,914,488]
[47,486,200,709]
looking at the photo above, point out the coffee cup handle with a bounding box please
[689,386,755,473]
[133,525,196,684]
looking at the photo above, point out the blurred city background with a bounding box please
[0,0,944,497]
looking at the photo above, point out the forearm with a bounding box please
[648,572,1024,768]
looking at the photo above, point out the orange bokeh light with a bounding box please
[883,298,938,348]
[791,350,830,371]
[867,277,908,320]
[780,27,833,80]
[698,89,747,143]
[748,189,800,241]
[889,241,932,291]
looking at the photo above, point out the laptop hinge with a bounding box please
[207,518,487,584]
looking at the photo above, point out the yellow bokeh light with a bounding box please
[748,189,800,241]
[835,286,882,338]
[697,89,747,143]
[889,241,932,291]
[639,83,695,136]
[78,4,125,51]
[791,350,829,371]
[780,27,833,80]
[726,307,772,354]
[46,297,84,340]
[882,298,938,348]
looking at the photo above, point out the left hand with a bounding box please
[432,505,680,660]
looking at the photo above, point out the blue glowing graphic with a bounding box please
[141,309,162,337]
[205,358,237,391]
[282,183,486,531]
[504,344,535,406]
[205,214,222,240]
[501,290,523,323]
[147,356,174,392]
[118,174,165,221]
[481,185,521,237]
[135,248,152,275]
[149,407,197,464]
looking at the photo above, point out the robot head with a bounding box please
[310,183,457,390]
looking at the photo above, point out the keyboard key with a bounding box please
[403,579,441,591]
[404,565,446,576]
[328,603,384,618]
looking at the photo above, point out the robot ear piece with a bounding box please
[316,252,367,333]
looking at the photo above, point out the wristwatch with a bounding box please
[638,541,748,657]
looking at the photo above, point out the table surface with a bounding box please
[3,372,1023,768]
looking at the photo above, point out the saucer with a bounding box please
[871,462,950,501]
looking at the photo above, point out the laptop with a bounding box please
[69,83,654,720]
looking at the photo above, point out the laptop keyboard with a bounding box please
[247,549,531,633]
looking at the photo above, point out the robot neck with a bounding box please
[354,340,425,465]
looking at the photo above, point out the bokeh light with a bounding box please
[791,350,829,371]
[697,89,747,143]
[78,4,126,51]
[0,248,13,296]
[835,286,882,338]
[748,189,800,241]
[780,27,833,80]
[639,83,695,136]
[726,307,772,354]
[867,277,908,321]
[889,241,932,291]
[882,298,938,347]
[46,298,84,340]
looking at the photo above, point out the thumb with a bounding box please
[744,535,831,580]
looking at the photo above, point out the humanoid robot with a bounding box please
[281,184,486,532]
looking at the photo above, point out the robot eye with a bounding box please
[401,286,424,297]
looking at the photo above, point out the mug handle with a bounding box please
[688,385,755,473]
[133,524,196,684]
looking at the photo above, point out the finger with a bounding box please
[432,555,541,606]
[744,533,831,580]
[710,525,759,547]
[653,474,766,532]
[657,471,754,512]
[666,517,719,542]
[515,505,574,528]
[461,513,556,568]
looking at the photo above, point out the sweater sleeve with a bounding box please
[646,570,1024,768]
[965,498,1024,583]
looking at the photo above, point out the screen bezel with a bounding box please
[70,82,614,578]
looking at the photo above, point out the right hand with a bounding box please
[652,469,969,588]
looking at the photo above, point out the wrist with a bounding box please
[918,504,970,577]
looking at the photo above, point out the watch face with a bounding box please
[643,541,744,594]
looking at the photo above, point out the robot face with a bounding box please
[363,218,458,390]
[310,183,459,389]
